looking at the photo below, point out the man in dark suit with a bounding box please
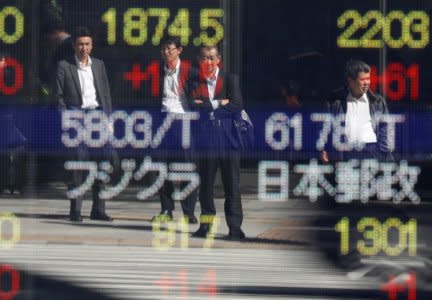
[150,37,198,224]
[55,26,113,222]
[191,45,245,240]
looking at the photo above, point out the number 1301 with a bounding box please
[335,217,417,256]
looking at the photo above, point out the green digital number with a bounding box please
[0,6,24,44]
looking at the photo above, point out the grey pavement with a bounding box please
[2,169,430,299]
[1,168,318,247]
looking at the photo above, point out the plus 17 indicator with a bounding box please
[123,60,193,97]
[123,61,160,96]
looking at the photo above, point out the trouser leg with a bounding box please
[198,156,218,221]
[220,152,243,231]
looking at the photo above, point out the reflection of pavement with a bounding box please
[0,179,374,300]
[0,167,316,248]
[2,171,432,299]
[1,193,315,248]
[2,244,379,300]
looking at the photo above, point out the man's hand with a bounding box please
[320,150,329,163]
[194,99,203,104]
[220,99,229,106]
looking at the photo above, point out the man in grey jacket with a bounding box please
[55,26,113,222]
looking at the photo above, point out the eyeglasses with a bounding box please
[200,55,219,61]
[161,47,178,53]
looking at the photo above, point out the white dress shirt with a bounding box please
[206,67,220,109]
[161,59,185,113]
[345,92,377,146]
[75,56,99,109]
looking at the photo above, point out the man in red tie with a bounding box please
[191,45,245,240]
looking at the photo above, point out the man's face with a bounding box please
[0,57,6,69]
[161,43,182,64]
[199,48,220,78]
[348,71,370,97]
[73,36,93,61]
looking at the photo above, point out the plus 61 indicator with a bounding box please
[370,63,419,102]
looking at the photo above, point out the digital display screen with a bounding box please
[0,0,31,101]
[1,1,432,300]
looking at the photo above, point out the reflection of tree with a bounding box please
[40,0,63,25]
[38,0,73,105]
[283,51,326,105]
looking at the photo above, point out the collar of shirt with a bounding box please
[75,55,92,69]
[347,92,368,103]
[164,59,180,76]
[206,67,219,86]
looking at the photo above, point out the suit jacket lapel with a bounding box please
[91,62,102,105]
[159,61,164,99]
[69,63,82,103]
[214,71,224,99]
[178,60,191,95]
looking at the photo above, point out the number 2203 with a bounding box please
[337,10,429,49]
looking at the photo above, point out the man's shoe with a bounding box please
[69,214,83,222]
[90,212,113,221]
[226,229,246,241]
[151,210,173,223]
[192,224,210,238]
[185,215,198,224]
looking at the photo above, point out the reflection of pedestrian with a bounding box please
[55,27,113,222]
[192,45,245,240]
[0,51,27,194]
[321,59,392,162]
[279,79,302,108]
[151,37,198,224]
[40,21,73,101]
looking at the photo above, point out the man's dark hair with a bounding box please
[160,36,182,49]
[345,59,370,80]
[199,45,221,58]
[71,26,92,42]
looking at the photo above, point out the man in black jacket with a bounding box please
[191,45,245,240]
[321,59,392,162]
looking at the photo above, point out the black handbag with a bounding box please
[233,109,254,151]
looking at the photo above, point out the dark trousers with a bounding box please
[68,145,112,216]
[158,118,197,216]
[160,169,197,216]
[343,143,387,160]
[0,146,25,193]
[198,151,243,231]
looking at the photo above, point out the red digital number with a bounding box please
[154,269,217,298]
[0,264,20,300]
[370,63,419,102]
[124,61,160,96]
[0,57,23,96]
[123,60,193,97]
[380,272,416,300]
